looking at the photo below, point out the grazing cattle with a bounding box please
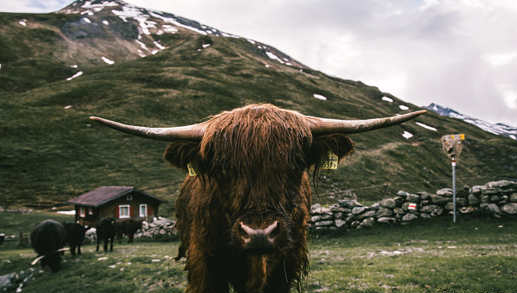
[63,222,87,256]
[115,219,142,243]
[30,219,66,272]
[90,104,425,293]
[96,217,116,252]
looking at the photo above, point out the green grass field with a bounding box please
[1,212,516,292]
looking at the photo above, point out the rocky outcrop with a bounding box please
[310,180,517,231]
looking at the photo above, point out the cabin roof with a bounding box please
[68,186,165,207]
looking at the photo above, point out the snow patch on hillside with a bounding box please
[102,56,115,64]
[313,94,327,101]
[402,131,414,139]
[66,71,83,81]
[153,41,165,50]
[416,122,437,131]
[382,96,393,103]
[148,11,207,35]
[19,19,27,26]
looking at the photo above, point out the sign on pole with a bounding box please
[440,134,465,224]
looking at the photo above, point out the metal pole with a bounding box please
[452,157,456,224]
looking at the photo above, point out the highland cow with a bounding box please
[63,222,87,256]
[90,104,425,293]
[115,219,142,243]
[30,219,66,272]
[96,217,116,253]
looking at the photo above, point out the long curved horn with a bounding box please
[89,116,205,141]
[307,110,427,135]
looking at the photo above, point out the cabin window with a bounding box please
[139,204,148,217]
[119,204,130,219]
[79,207,86,218]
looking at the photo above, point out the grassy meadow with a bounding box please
[1,211,517,293]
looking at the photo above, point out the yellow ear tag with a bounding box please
[187,163,197,176]
[320,151,338,170]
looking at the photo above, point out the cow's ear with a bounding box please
[308,134,354,168]
[163,140,201,171]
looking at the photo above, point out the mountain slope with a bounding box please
[1,0,516,208]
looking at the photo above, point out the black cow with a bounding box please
[96,217,116,252]
[63,222,87,256]
[115,219,142,243]
[30,219,66,272]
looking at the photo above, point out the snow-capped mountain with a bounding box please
[425,103,517,140]
[58,0,305,67]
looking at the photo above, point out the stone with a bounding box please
[420,205,443,216]
[436,188,453,197]
[350,220,360,228]
[320,213,334,220]
[420,213,432,219]
[482,188,499,195]
[481,195,490,203]
[456,198,467,206]
[487,203,501,215]
[352,206,367,215]
[487,180,516,189]
[510,193,517,202]
[490,195,501,202]
[314,220,334,227]
[431,194,449,204]
[312,206,331,215]
[330,206,346,213]
[338,199,362,208]
[468,194,480,206]
[335,219,347,228]
[418,192,433,201]
[311,216,321,223]
[406,193,421,202]
[376,207,394,217]
[359,217,375,228]
[334,212,344,219]
[377,217,396,224]
[358,210,376,219]
[501,203,517,215]
[471,185,482,195]
[445,202,454,210]
[380,198,397,209]
[402,213,418,222]
[0,273,16,292]
[459,207,476,214]
[396,190,410,198]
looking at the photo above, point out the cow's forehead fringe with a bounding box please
[198,103,312,182]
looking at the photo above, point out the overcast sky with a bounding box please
[2,0,517,126]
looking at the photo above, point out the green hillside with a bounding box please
[1,0,516,208]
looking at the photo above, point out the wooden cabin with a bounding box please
[68,186,165,226]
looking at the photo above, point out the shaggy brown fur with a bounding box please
[165,104,354,293]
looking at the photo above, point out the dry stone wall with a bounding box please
[310,180,517,231]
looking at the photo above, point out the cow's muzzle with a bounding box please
[239,221,278,255]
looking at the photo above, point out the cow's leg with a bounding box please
[109,236,114,252]
[103,238,108,252]
[70,245,76,256]
[128,233,134,243]
[96,236,100,252]
[77,245,82,255]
